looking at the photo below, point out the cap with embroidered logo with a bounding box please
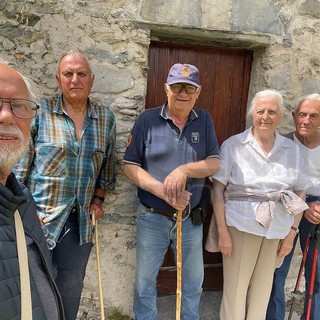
[166,63,200,87]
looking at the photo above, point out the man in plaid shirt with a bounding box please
[14,51,116,320]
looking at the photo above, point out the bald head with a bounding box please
[0,64,31,100]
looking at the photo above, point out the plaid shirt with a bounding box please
[14,95,116,245]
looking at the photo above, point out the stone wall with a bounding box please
[1,0,319,317]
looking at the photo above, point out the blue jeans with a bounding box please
[52,211,92,320]
[266,233,298,320]
[134,203,204,320]
[266,218,320,320]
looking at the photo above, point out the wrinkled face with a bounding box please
[293,99,320,138]
[252,97,282,132]
[56,53,94,103]
[0,64,31,173]
[165,83,201,116]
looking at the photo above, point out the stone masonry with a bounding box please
[0,0,319,317]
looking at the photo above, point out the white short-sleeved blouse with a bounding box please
[294,135,320,196]
[213,127,310,239]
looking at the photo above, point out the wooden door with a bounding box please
[145,41,253,294]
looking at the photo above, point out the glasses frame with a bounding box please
[169,84,198,94]
[0,97,39,119]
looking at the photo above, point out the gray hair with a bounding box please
[56,50,93,76]
[247,89,285,120]
[19,72,37,102]
[293,93,320,113]
[0,59,37,102]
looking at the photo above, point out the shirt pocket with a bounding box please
[36,145,66,177]
[91,149,106,177]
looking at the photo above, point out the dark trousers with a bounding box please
[52,211,92,320]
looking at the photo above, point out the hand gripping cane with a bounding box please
[176,180,186,320]
[92,211,105,320]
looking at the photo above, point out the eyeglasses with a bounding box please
[0,98,39,119]
[170,84,197,94]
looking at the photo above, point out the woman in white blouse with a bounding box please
[207,89,309,320]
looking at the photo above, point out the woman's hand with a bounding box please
[277,230,296,259]
[218,229,233,257]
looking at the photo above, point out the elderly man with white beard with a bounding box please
[0,63,64,320]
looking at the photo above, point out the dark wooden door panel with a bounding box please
[145,41,253,294]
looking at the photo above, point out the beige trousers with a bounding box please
[220,227,280,320]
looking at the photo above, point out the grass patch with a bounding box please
[106,307,134,320]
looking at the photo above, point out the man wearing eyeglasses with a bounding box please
[14,51,116,320]
[267,94,320,320]
[0,63,64,319]
[123,63,220,319]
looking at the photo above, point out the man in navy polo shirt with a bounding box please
[123,63,220,320]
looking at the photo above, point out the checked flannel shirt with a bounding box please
[14,94,116,245]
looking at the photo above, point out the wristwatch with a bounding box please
[93,195,105,202]
[291,226,299,234]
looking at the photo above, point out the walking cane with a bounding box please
[92,211,105,320]
[176,180,186,320]
[288,224,319,320]
[306,246,318,320]
[305,224,319,320]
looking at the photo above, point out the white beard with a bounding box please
[0,126,29,176]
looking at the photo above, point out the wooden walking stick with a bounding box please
[176,180,186,320]
[92,211,105,320]
[176,209,183,320]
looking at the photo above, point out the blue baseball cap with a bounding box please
[166,63,200,87]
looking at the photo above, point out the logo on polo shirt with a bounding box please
[191,132,199,143]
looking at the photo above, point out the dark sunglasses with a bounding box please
[169,84,197,94]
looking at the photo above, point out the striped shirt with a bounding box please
[14,95,116,245]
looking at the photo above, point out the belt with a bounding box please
[306,195,320,203]
[142,203,189,219]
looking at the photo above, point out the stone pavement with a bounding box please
[157,290,301,319]
[158,291,221,320]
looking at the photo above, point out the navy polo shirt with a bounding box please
[123,104,219,211]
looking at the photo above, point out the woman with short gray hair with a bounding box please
[206,89,309,320]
